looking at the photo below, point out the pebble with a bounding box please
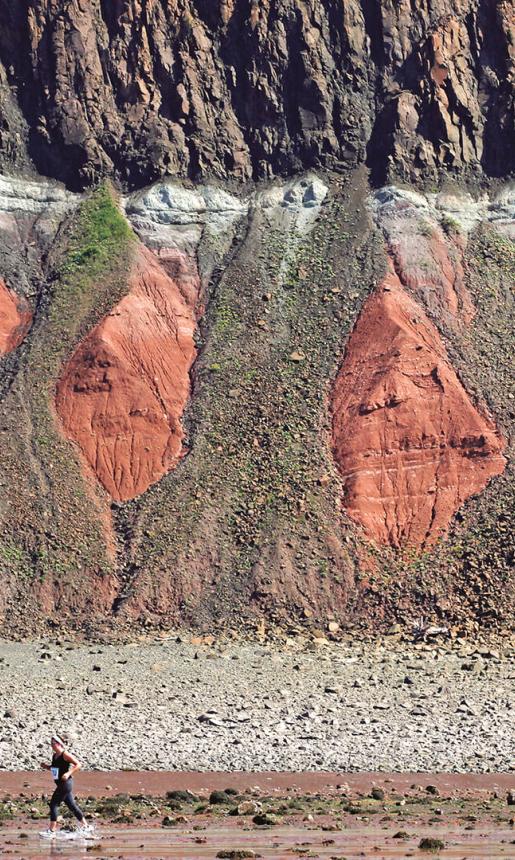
[0,638,512,772]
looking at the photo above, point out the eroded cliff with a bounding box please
[331,262,506,548]
[0,277,32,354]
[0,168,513,637]
[0,0,513,189]
[56,247,199,501]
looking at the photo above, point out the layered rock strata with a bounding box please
[332,263,506,548]
[0,0,512,188]
[0,170,512,634]
[124,174,327,284]
[55,174,328,503]
[56,247,199,501]
[371,185,515,334]
[0,278,32,354]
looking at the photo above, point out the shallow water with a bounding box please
[2,823,515,859]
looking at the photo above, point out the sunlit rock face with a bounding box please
[332,262,506,549]
[1,1,513,188]
[56,247,199,501]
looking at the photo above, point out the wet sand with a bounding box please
[2,772,515,859]
[0,771,515,798]
[1,821,514,859]
[1,771,514,798]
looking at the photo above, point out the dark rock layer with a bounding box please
[0,0,512,189]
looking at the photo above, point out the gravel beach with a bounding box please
[0,636,513,773]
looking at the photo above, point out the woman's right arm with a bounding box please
[40,762,50,769]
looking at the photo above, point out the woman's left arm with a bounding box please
[62,750,82,780]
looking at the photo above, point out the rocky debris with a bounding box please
[237,801,262,816]
[123,182,247,287]
[210,791,234,805]
[166,789,199,803]
[56,246,199,501]
[0,636,513,773]
[216,852,257,859]
[253,813,280,826]
[419,837,445,852]
[124,174,328,287]
[331,262,506,548]
[0,277,32,354]
[412,620,449,643]
[162,814,188,827]
[0,168,512,635]
[254,176,328,236]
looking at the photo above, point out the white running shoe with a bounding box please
[39,829,58,838]
[78,823,97,839]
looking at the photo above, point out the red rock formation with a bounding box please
[0,277,32,354]
[56,247,199,501]
[332,263,506,548]
[375,194,475,326]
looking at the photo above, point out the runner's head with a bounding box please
[51,734,64,753]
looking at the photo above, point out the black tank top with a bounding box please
[51,752,70,784]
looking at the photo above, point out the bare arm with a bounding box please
[62,750,81,780]
[40,762,50,770]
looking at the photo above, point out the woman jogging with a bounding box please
[40,734,92,836]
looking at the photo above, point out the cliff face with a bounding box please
[0,3,513,639]
[0,0,513,189]
[0,278,32,354]
[0,170,512,638]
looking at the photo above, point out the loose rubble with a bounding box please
[0,635,512,773]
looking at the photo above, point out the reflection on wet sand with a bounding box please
[1,823,514,860]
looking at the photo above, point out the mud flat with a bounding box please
[2,771,515,798]
[1,775,515,860]
[1,823,514,860]
[0,637,513,772]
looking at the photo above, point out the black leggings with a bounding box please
[50,780,84,823]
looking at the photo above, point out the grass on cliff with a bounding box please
[0,185,135,624]
[48,184,134,350]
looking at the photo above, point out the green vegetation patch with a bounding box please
[0,185,135,632]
